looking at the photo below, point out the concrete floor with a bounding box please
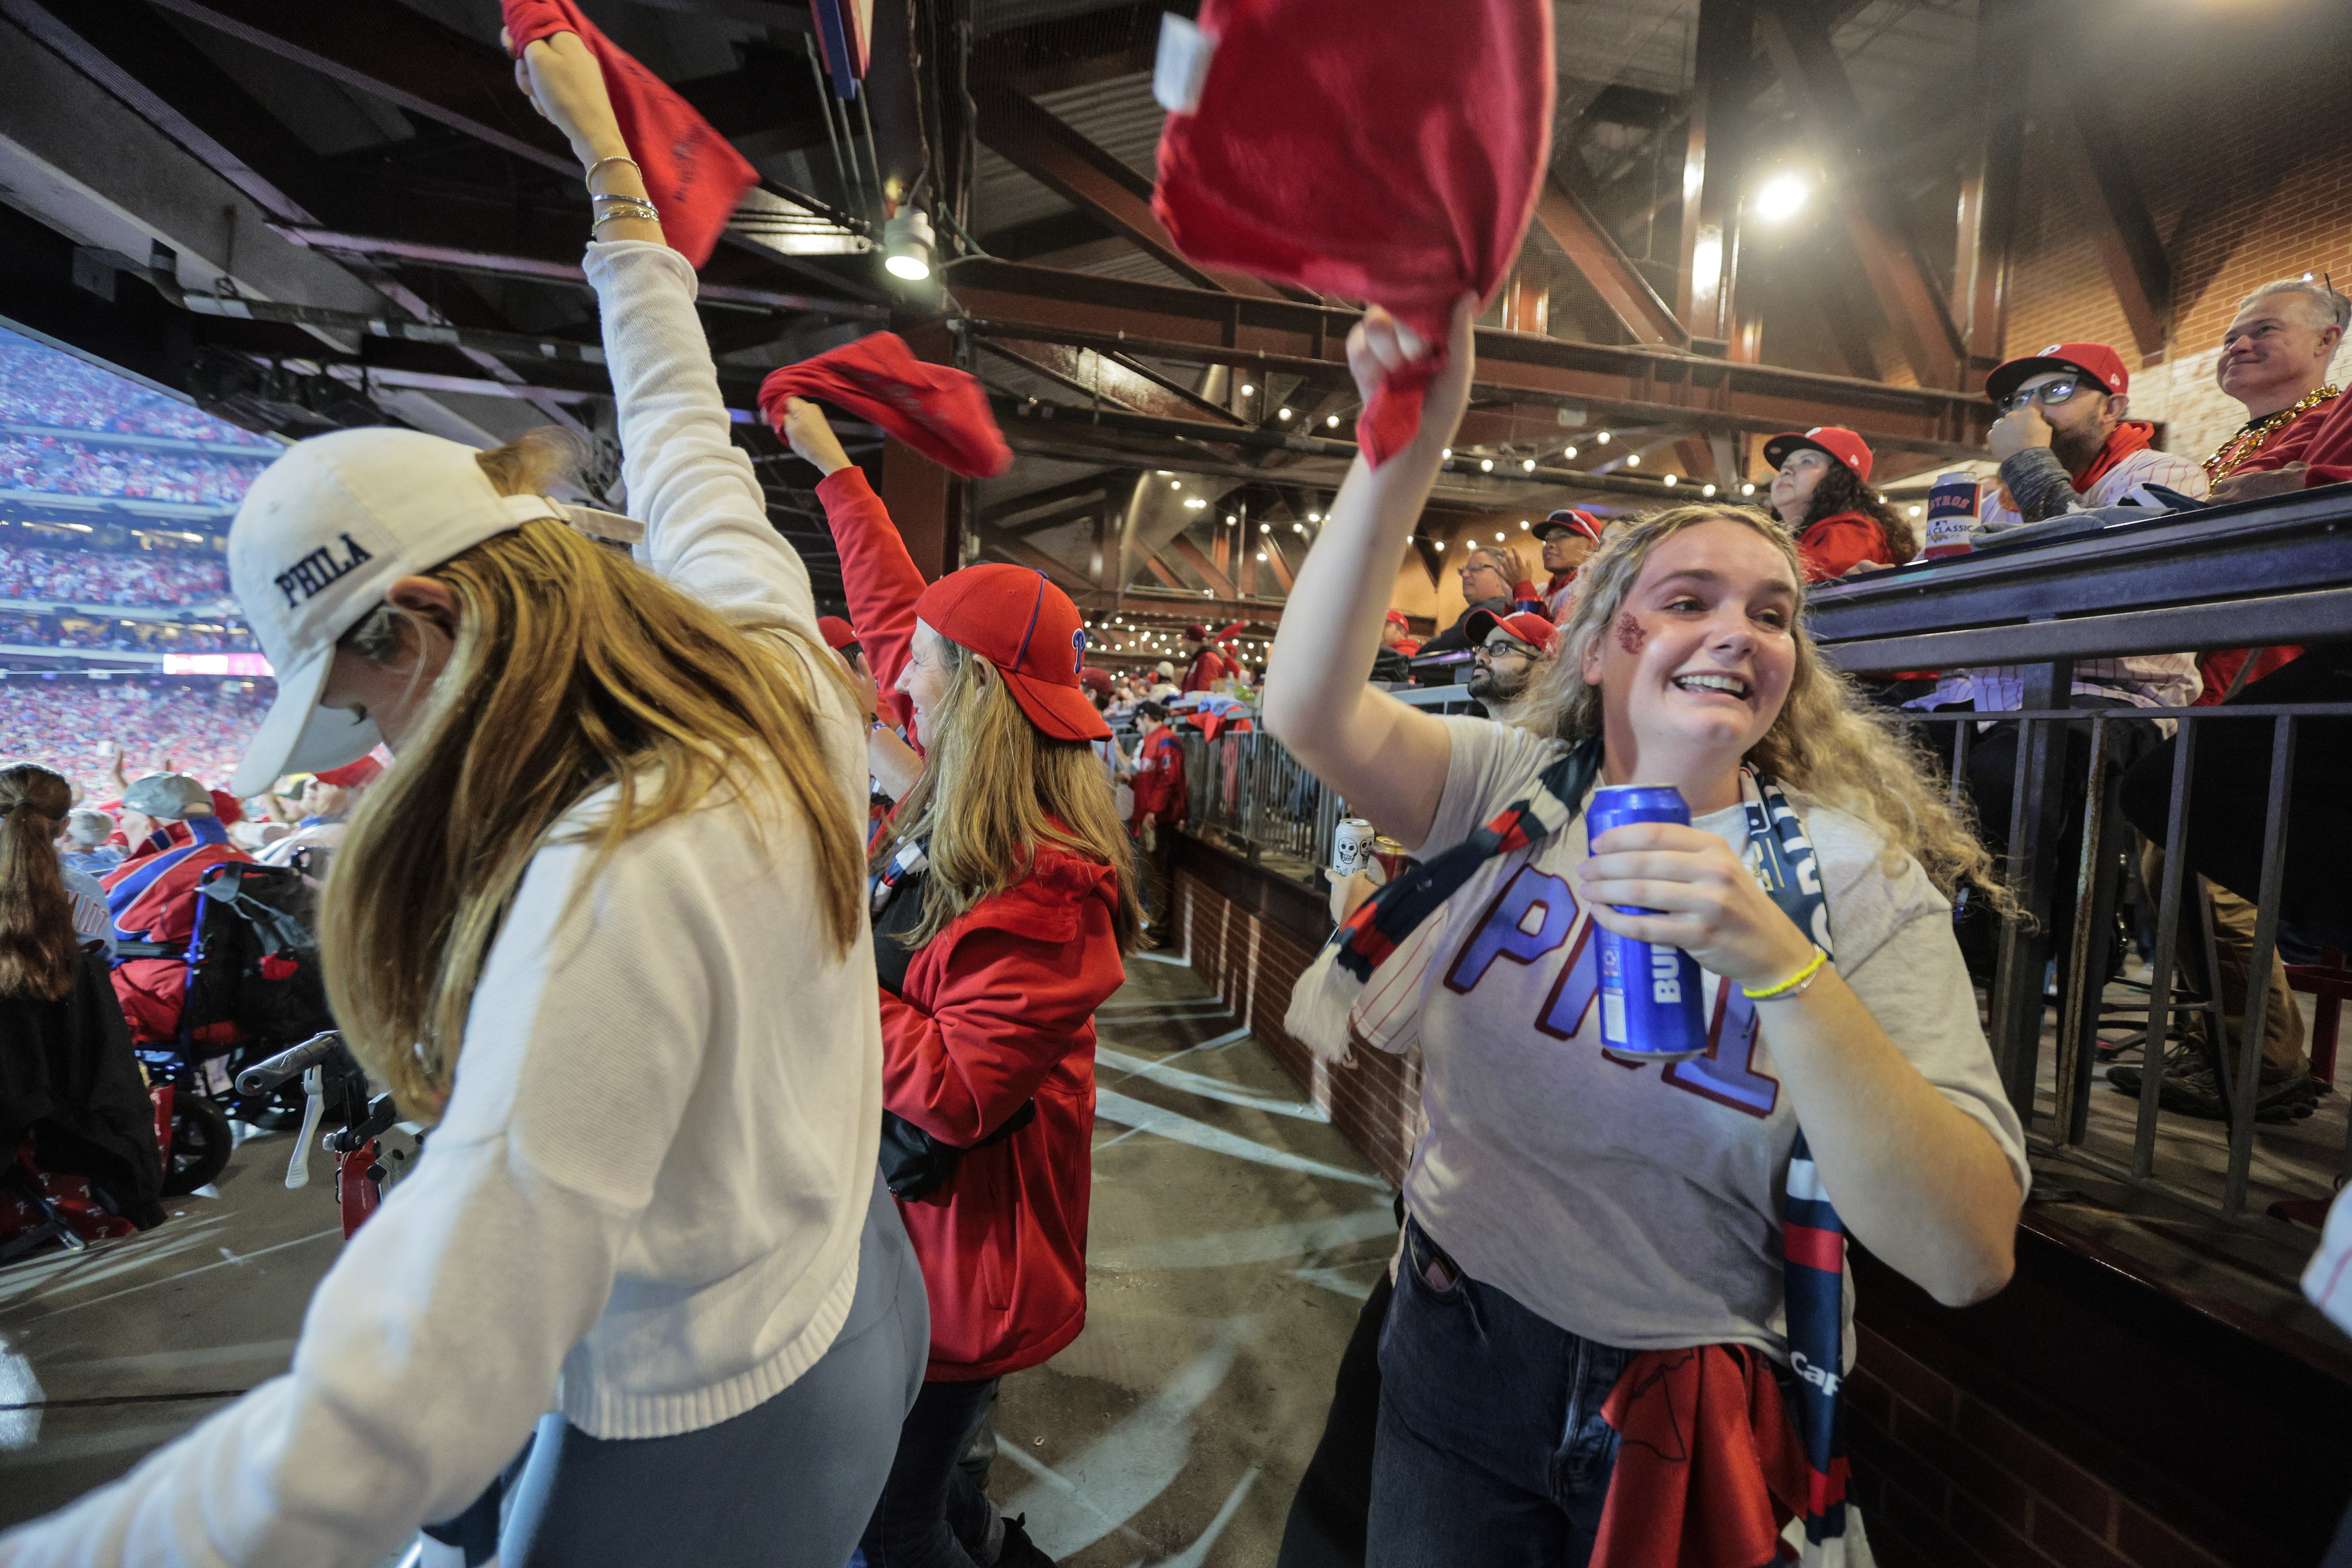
[0,953,1395,1565]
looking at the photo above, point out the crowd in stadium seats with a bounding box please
[0,610,253,652]
[0,433,268,507]
[0,542,232,606]
[0,676,268,801]
[0,327,274,448]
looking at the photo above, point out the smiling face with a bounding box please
[2216,293,2343,417]
[1769,447,1831,522]
[897,618,958,736]
[1580,519,1799,803]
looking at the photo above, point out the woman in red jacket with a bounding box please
[783,398,1143,1568]
[1763,427,1919,582]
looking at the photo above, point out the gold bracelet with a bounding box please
[585,154,642,188]
[1742,946,1827,1001]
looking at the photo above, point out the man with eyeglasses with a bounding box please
[1978,341,2209,533]
[1462,606,1555,717]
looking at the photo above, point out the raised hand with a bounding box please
[1342,295,1478,462]
[504,27,625,170]
[780,397,855,476]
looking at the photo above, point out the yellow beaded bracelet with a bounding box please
[1742,946,1827,1001]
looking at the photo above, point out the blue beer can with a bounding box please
[1587,783,1708,1064]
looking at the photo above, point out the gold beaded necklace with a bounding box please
[2205,383,2341,478]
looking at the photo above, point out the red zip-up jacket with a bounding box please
[817,464,1128,1379]
[1130,724,1188,831]
[1793,510,1895,583]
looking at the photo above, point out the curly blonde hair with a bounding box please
[1518,503,2010,911]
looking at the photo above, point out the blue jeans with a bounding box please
[1367,1216,1634,1568]
[856,1376,1003,1568]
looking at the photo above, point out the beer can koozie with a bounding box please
[1331,817,1376,879]
[1587,784,1707,1063]
[1922,471,1980,559]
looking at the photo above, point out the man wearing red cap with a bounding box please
[1180,623,1232,693]
[1979,342,2208,531]
[1128,698,1188,946]
[1761,428,1917,582]
[1372,611,1422,682]
[1461,607,1555,718]
[1532,510,1606,618]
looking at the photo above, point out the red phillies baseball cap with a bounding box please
[1463,607,1558,655]
[913,564,1109,741]
[313,755,384,789]
[1183,622,1209,640]
[1534,509,1606,543]
[1384,609,1411,629]
[816,615,858,651]
[1984,342,2129,408]
[1763,427,1874,485]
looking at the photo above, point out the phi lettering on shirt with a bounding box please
[1441,863,1781,1117]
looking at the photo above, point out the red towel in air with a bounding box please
[1153,0,1553,467]
[503,0,758,268]
[759,334,1015,478]
[1589,1345,1808,1568]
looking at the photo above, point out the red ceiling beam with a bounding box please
[1167,534,1238,600]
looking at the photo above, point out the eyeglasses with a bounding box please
[1475,640,1535,662]
[1458,563,1502,580]
[1998,376,2092,415]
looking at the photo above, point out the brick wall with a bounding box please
[1173,844,1421,1189]
[2004,10,2352,466]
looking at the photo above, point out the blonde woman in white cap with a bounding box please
[0,28,921,1568]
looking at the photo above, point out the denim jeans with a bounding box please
[1367,1217,1634,1568]
[856,1376,1003,1568]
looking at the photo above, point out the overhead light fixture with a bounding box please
[1308,511,1322,522]
[1278,407,1293,421]
[1522,458,1536,472]
[1242,382,1256,396]
[1626,453,1641,467]
[1908,505,1924,517]
[881,208,936,281]
[1662,474,1677,486]
[1742,482,1757,495]
[1480,458,1494,472]
[1259,522,1271,533]
[1702,484,1717,497]
[1170,479,1183,489]
[1520,519,1530,529]
[1256,551,1268,561]
[1595,430,1610,445]
[1494,531,1506,542]
[1326,414,1340,428]
[1755,173,1809,224]
[1564,445,1578,459]
[1440,448,1452,459]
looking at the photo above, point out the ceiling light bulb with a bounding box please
[1256,551,1267,561]
[1755,173,1810,223]
[1441,448,1452,459]
[1278,407,1293,420]
[1702,483,1717,497]
[1326,414,1339,428]
[1308,512,1321,522]
[1480,458,1494,472]
[1909,505,1924,517]
[1520,519,1530,529]
[1742,483,1756,495]
[1434,540,1445,551]
[1259,522,1271,533]
[1170,479,1183,489]
[1495,532,1506,542]
[1241,383,1256,396]
[1522,458,1536,472]
[1663,474,1677,486]
[1626,453,1641,467]
[881,209,937,282]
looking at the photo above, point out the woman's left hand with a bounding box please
[1576,822,1817,988]
[505,27,627,169]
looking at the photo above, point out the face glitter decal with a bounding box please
[1614,611,1647,656]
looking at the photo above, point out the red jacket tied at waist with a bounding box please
[1591,1344,1811,1568]
[1152,0,1554,466]
[501,0,758,268]
[817,457,1127,1379]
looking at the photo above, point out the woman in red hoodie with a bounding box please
[782,399,1142,1568]
[1763,427,1919,582]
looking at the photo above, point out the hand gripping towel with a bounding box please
[759,334,1015,479]
[1152,0,1554,467]
[504,0,759,268]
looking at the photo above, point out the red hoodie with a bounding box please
[816,463,1128,1380]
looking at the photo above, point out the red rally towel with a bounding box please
[1590,1345,1808,1568]
[503,0,759,268]
[1152,0,1554,467]
[760,334,1014,479]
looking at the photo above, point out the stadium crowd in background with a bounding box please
[0,542,232,605]
[0,611,253,652]
[0,327,275,447]
[0,678,268,801]
[0,434,268,507]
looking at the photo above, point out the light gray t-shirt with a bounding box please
[1361,717,2028,1361]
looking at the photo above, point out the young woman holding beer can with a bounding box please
[1264,299,2027,1565]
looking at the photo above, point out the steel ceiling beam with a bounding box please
[1530,176,1689,349]
[1954,0,2027,374]
[1757,0,1967,389]
[972,86,1289,301]
[981,337,1245,429]
[947,259,1989,458]
[2049,76,2171,362]
[1675,0,1753,349]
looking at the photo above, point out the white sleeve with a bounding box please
[581,240,816,640]
[0,832,716,1568]
[1408,717,1559,856]
[2113,449,2212,506]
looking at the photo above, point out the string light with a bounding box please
[1522,457,1537,472]
[1662,474,1677,487]
[1440,448,1451,459]
[1259,522,1272,533]
[1702,484,1717,497]
[1241,383,1256,395]
[1595,431,1611,445]
[1307,512,1322,522]
[1564,445,1578,459]
[1741,482,1757,495]
[1520,519,1530,529]
[1626,453,1641,467]
[1908,505,1924,517]
[1326,414,1340,428]
[1170,479,1183,489]
[1278,407,1293,421]
[1479,458,1494,472]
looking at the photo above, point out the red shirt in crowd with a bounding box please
[1181,646,1230,693]
[2196,389,2346,701]
[1794,511,1896,583]
[1130,723,1189,830]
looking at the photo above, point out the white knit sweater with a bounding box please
[0,242,884,1568]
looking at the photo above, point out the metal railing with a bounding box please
[1810,483,2352,1225]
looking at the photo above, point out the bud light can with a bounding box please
[1587,784,1707,1064]
[1331,817,1377,879]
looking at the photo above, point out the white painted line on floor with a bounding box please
[1092,1089,1384,1189]
[1004,1319,1254,1558]
[1146,1466,1260,1568]
[0,1332,42,1451]
[35,1228,341,1319]
[1091,1206,1397,1272]
[1133,950,1192,966]
[1287,1263,1379,1302]
[1095,1047,1328,1121]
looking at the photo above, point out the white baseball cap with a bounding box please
[227,429,564,796]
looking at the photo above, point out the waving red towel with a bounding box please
[1153,0,1553,466]
[760,334,1015,479]
[503,0,758,268]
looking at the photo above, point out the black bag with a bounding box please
[878,1101,1038,1202]
[177,862,336,1052]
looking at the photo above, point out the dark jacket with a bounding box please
[1420,595,1513,655]
[1,945,166,1229]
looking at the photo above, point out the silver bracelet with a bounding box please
[590,197,660,231]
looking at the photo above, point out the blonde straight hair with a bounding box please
[1521,503,2010,911]
[322,432,865,1119]
[870,640,1144,953]
[0,763,78,1002]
